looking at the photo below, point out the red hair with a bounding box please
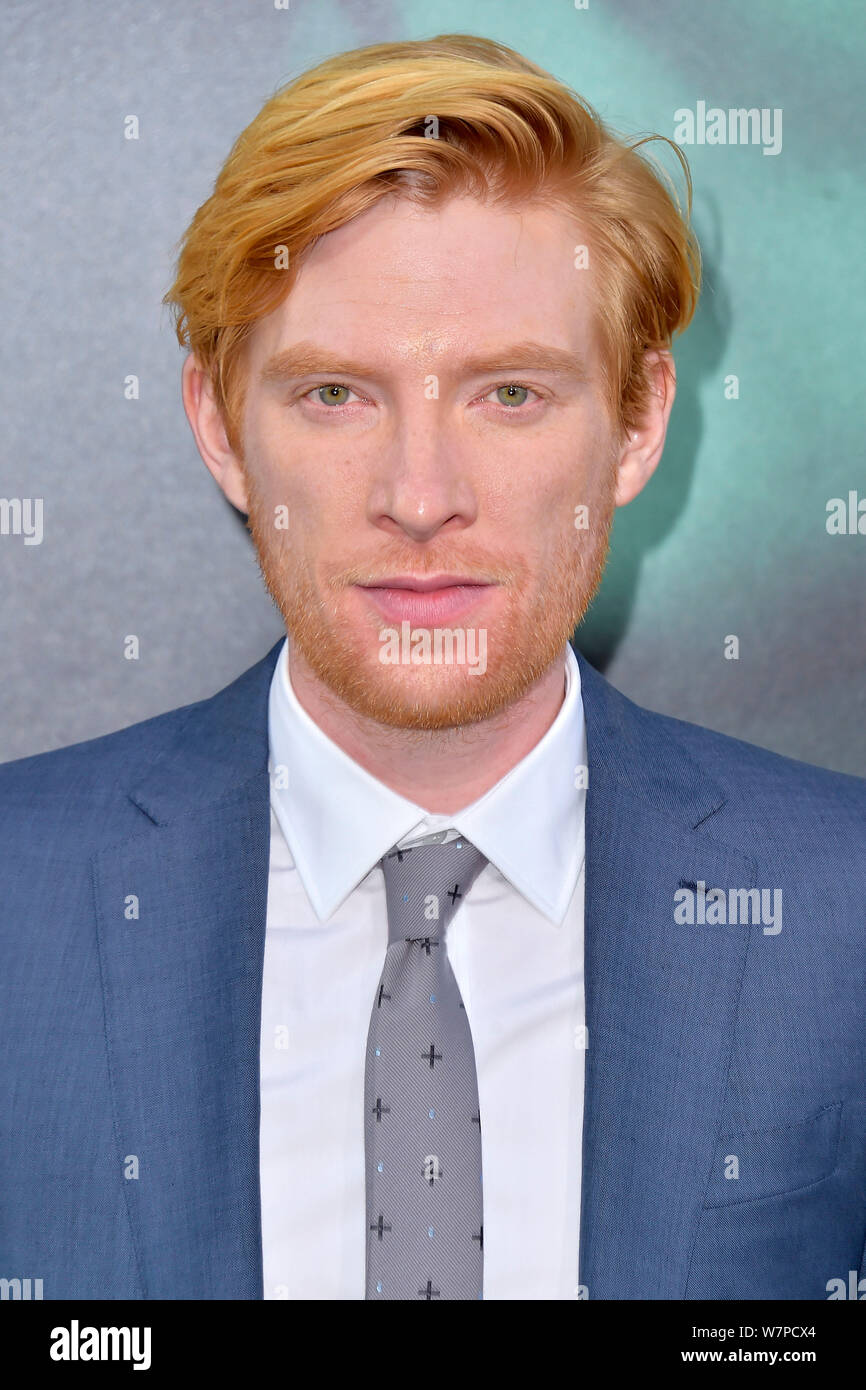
[163,34,700,453]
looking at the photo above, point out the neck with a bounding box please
[286,641,570,814]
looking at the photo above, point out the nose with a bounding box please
[368,415,478,543]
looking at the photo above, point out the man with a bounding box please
[2,34,864,1302]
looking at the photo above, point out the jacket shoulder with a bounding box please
[0,695,203,843]
[575,649,866,826]
[655,706,866,811]
[0,640,282,843]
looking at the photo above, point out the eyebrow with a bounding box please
[258,339,589,386]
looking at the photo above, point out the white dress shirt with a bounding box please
[260,637,587,1299]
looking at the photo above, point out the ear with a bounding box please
[181,354,249,514]
[613,350,676,507]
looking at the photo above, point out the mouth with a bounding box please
[355,575,497,624]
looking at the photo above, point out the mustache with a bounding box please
[328,553,523,588]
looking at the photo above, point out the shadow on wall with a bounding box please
[575,190,730,672]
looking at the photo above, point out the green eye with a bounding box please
[316,384,352,406]
[495,384,530,407]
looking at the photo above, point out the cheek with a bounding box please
[522,452,604,528]
[241,441,316,531]
[548,421,617,510]
[258,412,370,509]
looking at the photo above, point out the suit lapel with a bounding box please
[575,651,756,1298]
[93,634,754,1298]
[92,641,283,1298]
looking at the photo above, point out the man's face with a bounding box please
[235,194,622,730]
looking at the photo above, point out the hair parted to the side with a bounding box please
[163,33,700,456]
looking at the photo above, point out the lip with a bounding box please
[355,576,496,624]
[359,574,493,592]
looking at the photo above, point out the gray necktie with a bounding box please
[364,835,488,1300]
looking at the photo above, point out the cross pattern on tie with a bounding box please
[364,836,488,1300]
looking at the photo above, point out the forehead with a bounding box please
[246,193,599,371]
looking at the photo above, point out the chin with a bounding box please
[333,663,493,729]
[309,634,553,730]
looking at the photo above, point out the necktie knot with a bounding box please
[379,836,488,945]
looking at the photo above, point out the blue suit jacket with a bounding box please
[2,639,865,1300]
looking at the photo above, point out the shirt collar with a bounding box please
[268,637,586,925]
